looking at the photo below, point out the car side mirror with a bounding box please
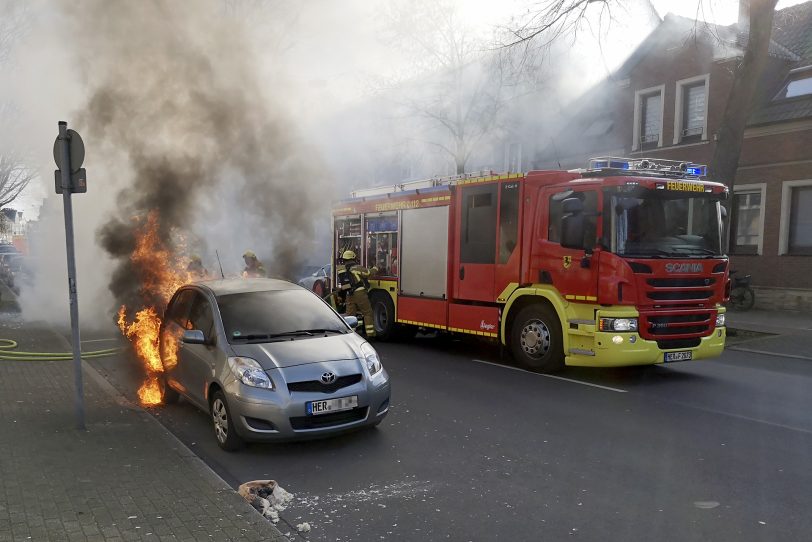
[182,329,206,345]
[560,197,585,250]
[343,315,359,329]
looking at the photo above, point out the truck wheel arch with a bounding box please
[501,288,569,353]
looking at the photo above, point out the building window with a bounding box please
[632,85,664,151]
[779,180,812,255]
[674,74,709,145]
[731,184,766,255]
[640,93,661,150]
[774,67,812,100]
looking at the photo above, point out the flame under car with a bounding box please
[158,278,391,450]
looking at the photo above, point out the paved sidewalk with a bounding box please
[0,315,288,542]
[726,308,812,335]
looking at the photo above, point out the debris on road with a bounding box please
[238,479,294,524]
[296,522,311,532]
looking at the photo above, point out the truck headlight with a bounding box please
[715,313,725,327]
[227,357,274,389]
[361,342,382,375]
[599,318,638,332]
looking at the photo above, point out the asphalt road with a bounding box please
[83,326,812,542]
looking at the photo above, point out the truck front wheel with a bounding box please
[510,304,565,373]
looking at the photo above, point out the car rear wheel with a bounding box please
[510,304,564,373]
[210,390,244,451]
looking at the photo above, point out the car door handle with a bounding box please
[459,266,465,280]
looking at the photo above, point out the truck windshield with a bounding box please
[608,191,723,258]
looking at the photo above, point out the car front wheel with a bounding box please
[210,390,244,451]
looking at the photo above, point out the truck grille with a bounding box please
[647,278,715,288]
[290,407,368,430]
[287,374,362,394]
[640,310,714,340]
[648,290,713,301]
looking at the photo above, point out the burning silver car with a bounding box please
[158,278,390,450]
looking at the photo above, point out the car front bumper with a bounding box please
[223,367,390,442]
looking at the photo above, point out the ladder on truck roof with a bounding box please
[350,169,499,199]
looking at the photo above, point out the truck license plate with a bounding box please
[307,395,358,416]
[665,351,692,362]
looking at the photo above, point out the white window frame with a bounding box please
[673,74,710,145]
[779,179,812,255]
[632,84,665,151]
[732,183,767,255]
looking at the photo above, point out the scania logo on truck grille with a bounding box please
[665,263,703,273]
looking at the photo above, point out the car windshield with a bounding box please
[217,289,348,343]
[608,190,723,258]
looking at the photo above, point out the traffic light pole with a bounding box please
[58,121,85,430]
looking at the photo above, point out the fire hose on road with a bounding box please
[0,339,123,361]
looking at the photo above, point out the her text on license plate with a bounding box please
[307,395,358,416]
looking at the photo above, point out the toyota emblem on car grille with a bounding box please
[320,372,337,385]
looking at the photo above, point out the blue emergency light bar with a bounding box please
[591,159,630,170]
[588,157,707,178]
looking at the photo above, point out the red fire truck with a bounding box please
[332,157,729,372]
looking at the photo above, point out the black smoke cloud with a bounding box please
[61,0,327,311]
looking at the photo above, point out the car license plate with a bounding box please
[307,395,358,416]
[664,351,692,362]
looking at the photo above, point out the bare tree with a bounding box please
[708,0,778,188]
[382,0,516,174]
[0,1,34,211]
[0,154,35,209]
[0,0,30,66]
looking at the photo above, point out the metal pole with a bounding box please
[58,121,85,430]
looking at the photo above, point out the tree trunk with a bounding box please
[708,0,778,188]
[455,156,465,174]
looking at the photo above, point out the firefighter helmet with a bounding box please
[342,250,356,261]
[243,250,256,259]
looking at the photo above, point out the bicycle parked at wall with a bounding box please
[727,270,755,311]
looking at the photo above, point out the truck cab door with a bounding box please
[453,183,498,302]
[538,188,600,302]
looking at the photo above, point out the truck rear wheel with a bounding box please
[510,304,564,373]
[371,291,397,341]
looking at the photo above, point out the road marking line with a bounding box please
[81,338,122,344]
[471,359,627,393]
[727,347,812,361]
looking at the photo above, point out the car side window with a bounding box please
[167,289,195,327]
[188,293,215,341]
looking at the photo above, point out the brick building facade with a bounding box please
[533,2,812,310]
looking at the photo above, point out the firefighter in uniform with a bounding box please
[187,255,209,279]
[242,250,268,278]
[337,250,377,338]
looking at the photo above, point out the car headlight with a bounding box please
[715,313,725,327]
[360,342,382,376]
[227,357,274,389]
[599,318,638,332]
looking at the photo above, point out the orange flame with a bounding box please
[116,211,195,406]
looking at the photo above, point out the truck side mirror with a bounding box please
[560,197,585,250]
